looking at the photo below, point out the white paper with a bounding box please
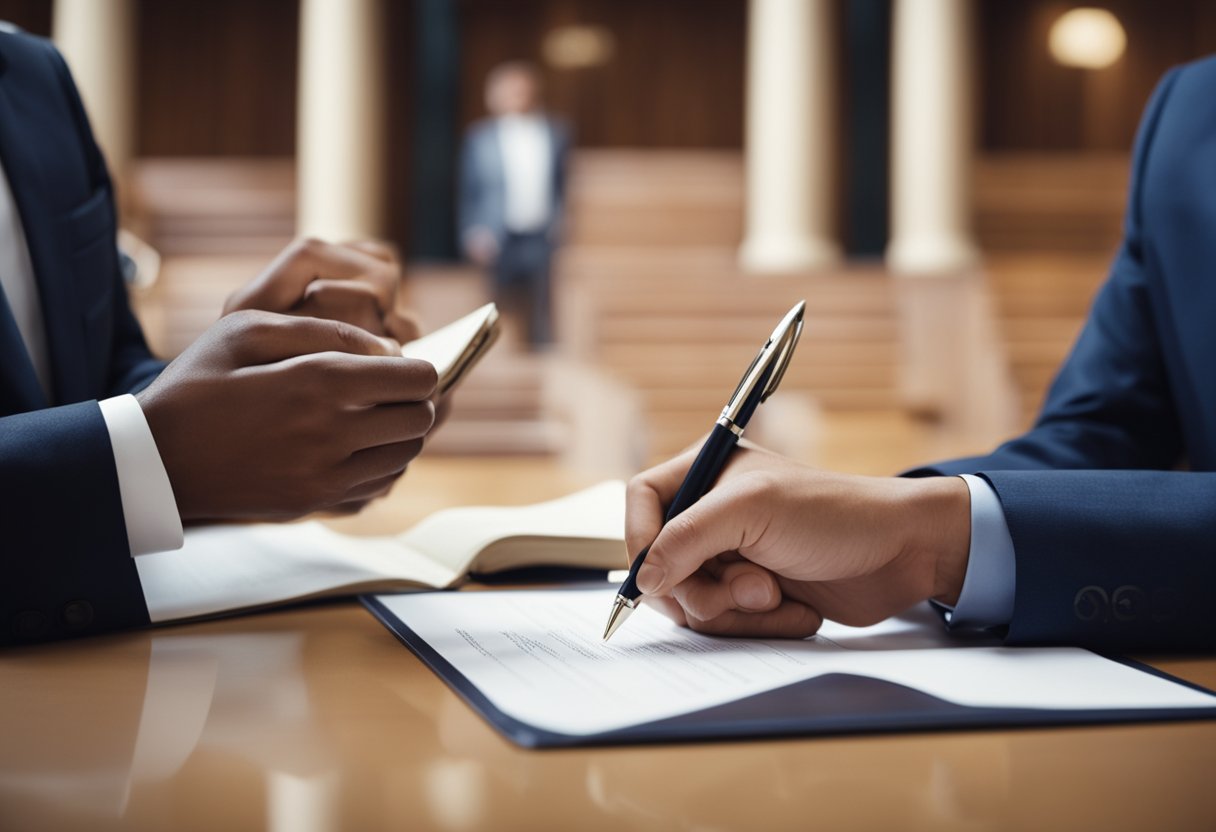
[374,588,1216,737]
[137,523,456,623]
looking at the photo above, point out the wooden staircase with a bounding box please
[985,252,1112,428]
[125,151,1126,466]
[559,151,905,462]
[973,153,1128,255]
[972,153,1128,428]
[128,158,296,256]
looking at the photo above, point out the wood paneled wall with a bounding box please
[457,0,746,148]
[6,0,1216,157]
[979,0,1216,151]
[0,0,49,36]
[135,0,300,157]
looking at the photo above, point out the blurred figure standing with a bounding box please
[459,61,570,348]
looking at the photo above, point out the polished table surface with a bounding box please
[5,604,1216,830]
[2,461,1215,831]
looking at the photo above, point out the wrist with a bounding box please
[902,476,971,606]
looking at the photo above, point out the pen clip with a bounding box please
[720,300,807,425]
[759,302,805,403]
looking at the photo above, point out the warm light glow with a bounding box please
[1048,8,1127,70]
[542,25,615,70]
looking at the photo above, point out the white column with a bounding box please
[296,0,384,240]
[52,0,135,184]
[887,0,979,274]
[739,0,841,274]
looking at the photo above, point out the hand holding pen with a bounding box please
[603,301,807,640]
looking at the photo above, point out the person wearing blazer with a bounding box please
[623,58,1216,654]
[0,27,438,647]
[459,61,569,347]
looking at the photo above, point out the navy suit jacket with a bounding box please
[457,115,570,250]
[916,58,1216,653]
[0,30,162,646]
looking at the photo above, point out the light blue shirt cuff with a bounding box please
[947,474,1015,629]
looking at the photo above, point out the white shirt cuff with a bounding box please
[97,394,184,556]
[948,474,1016,629]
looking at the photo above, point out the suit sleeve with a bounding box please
[0,36,156,646]
[0,402,150,645]
[911,69,1216,652]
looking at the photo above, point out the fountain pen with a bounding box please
[602,300,807,641]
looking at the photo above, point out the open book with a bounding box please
[134,482,627,624]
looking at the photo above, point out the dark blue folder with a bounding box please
[361,591,1216,749]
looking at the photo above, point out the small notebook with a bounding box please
[401,303,500,395]
[135,482,627,624]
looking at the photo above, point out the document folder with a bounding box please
[363,589,1216,749]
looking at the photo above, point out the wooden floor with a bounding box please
[126,150,1124,498]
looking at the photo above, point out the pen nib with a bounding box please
[602,596,635,641]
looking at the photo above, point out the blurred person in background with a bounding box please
[0,26,440,646]
[459,61,570,348]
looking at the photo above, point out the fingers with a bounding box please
[385,311,423,345]
[225,237,400,316]
[277,354,437,409]
[343,401,436,449]
[343,238,397,264]
[224,311,400,365]
[670,560,781,622]
[624,449,699,561]
[340,439,425,485]
[322,469,405,518]
[682,599,823,639]
[634,475,770,597]
[646,560,823,639]
[294,280,392,336]
[428,393,454,435]
[643,595,689,629]
[340,471,402,505]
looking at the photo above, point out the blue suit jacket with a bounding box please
[457,115,570,248]
[917,59,1216,653]
[0,30,162,646]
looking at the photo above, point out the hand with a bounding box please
[463,227,499,267]
[137,310,438,521]
[625,444,971,638]
[223,237,413,339]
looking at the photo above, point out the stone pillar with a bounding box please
[52,0,135,184]
[739,0,841,273]
[887,0,979,274]
[296,0,385,240]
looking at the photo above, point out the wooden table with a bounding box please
[2,460,1214,831]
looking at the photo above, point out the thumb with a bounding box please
[635,482,763,597]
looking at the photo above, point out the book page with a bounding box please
[137,523,457,624]
[398,481,628,575]
[374,588,1216,738]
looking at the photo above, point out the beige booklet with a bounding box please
[134,482,627,624]
[401,303,500,395]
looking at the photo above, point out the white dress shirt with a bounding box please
[497,114,553,233]
[0,152,51,399]
[0,158,183,557]
[948,474,1017,628]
